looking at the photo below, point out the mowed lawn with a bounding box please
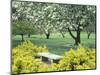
[12,32,96,55]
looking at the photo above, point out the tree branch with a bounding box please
[68,27,76,40]
[72,25,77,31]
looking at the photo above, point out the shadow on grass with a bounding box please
[12,36,96,55]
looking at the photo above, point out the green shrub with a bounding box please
[13,41,48,57]
[12,41,96,74]
[59,46,96,71]
[12,41,49,74]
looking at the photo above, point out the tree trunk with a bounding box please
[88,33,90,39]
[75,31,81,45]
[45,29,50,39]
[28,34,31,38]
[68,27,81,46]
[21,34,24,41]
[45,33,50,39]
[87,32,92,39]
[60,32,65,38]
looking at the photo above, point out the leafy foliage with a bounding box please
[12,1,96,74]
[12,41,96,74]
[59,46,96,71]
[12,41,48,74]
[12,1,96,44]
[13,41,48,57]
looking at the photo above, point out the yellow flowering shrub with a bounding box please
[13,41,48,57]
[59,46,96,71]
[12,41,49,74]
[12,41,96,74]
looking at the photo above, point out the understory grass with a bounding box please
[12,32,96,55]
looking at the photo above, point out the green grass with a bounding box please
[12,32,96,55]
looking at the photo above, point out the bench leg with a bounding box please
[40,56,42,61]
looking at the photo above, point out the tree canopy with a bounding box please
[12,1,96,44]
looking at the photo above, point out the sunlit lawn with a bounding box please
[12,32,96,55]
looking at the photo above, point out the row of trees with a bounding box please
[12,1,96,45]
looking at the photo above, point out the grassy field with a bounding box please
[12,32,96,55]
